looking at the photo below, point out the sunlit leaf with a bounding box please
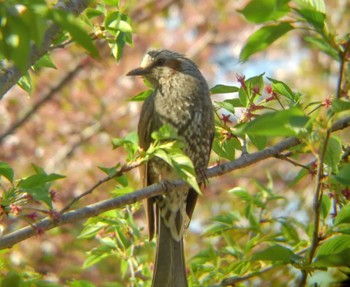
[324,136,342,173]
[313,235,350,267]
[320,194,331,220]
[50,10,99,58]
[239,0,290,24]
[17,72,32,94]
[236,107,310,136]
[240,22,293,61]
[304,36,339,60]
[210,84,239,94]
[212,137,240,161]
[0,162,14,184]
[333,164,350,186]
[334,203,350,226]
[252,244,294,263]
[331,99,350,114]
[267,77,300,103]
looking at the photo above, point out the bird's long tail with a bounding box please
[151,216,188,287]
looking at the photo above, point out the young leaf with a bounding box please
[320,194,331,220]
[111,132,138,161]
[210,84,239,94]
[18,173,65,189]
[0,162,14,184]
[238,0,290,24]
[153,148,201,194]
[267,77,300,103]
[295,2,326,32]
[129,89,153,102]
[331,99,350,114]
[50,10,99,58]
[324,136,342,172]
[333,164,350,186]
[212,137,239,161]
[334,203,350,226]
[313,235,350,267]
[17,73,32,94]
[236,107,310,136]
[32,53,57,71]
[304,36,339,60]
[251,244,294,263]
[69,280,97,287]
[240,22,293,61]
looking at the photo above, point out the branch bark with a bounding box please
[0,0,90,99]
[0,116,349,250]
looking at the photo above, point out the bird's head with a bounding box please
[127,49,203,88]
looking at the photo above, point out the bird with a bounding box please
[127,49,214,287]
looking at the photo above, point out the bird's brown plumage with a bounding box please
[127,49,214,287]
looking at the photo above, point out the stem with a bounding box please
[336,39,350,100]
[298,130,331,287]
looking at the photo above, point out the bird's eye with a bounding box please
[155,58,166,66]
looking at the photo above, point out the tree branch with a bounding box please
[0,59,87,143]
[0,0,90,99]
[0,116,349,250]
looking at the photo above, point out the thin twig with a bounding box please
[60,161,142,213]
[0,0,90,98]
[336,38,350,99]
[298,128,331,287]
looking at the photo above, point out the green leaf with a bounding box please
[1,272,22,287]
[304,36,339,60]
[0,162,14,184]
[151,124,179,141]
[32,53,57,71]
[313,235,350,267]
[18,172,64,208]
[229,187,252,201]
[210,84,239,94]
[239,0,290,24]
[280,220,300,243]
[267,77,300,103]
[111,132,138,160]
[17,72,32,94]
[215,99,243,114]
[236,107,310,136]
[154,148,201,194]
[78,222,106,239]
[50,10,99,58]
[85,8,104,19]
[334,203,350,226]
[333,164,350,185]
[129,89,153,102]
[83,246,112,269]
[69,280,97,287]
[331,99,350,114]
[105,11,131,32]
[320,194,331,220]
[240,22,293,61]
[324,136,342,172]
[295,1,326,31]
[249,135,267,150]
[251,244,294,263]
[18,173,65,189]
[6,15,31,73]
[212,137,240,161]
[99,166,117,177]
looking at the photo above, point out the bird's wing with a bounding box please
[138,92,157,239]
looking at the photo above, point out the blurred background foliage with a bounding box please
[0,0,349,286]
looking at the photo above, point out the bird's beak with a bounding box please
[126,67,149,76]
